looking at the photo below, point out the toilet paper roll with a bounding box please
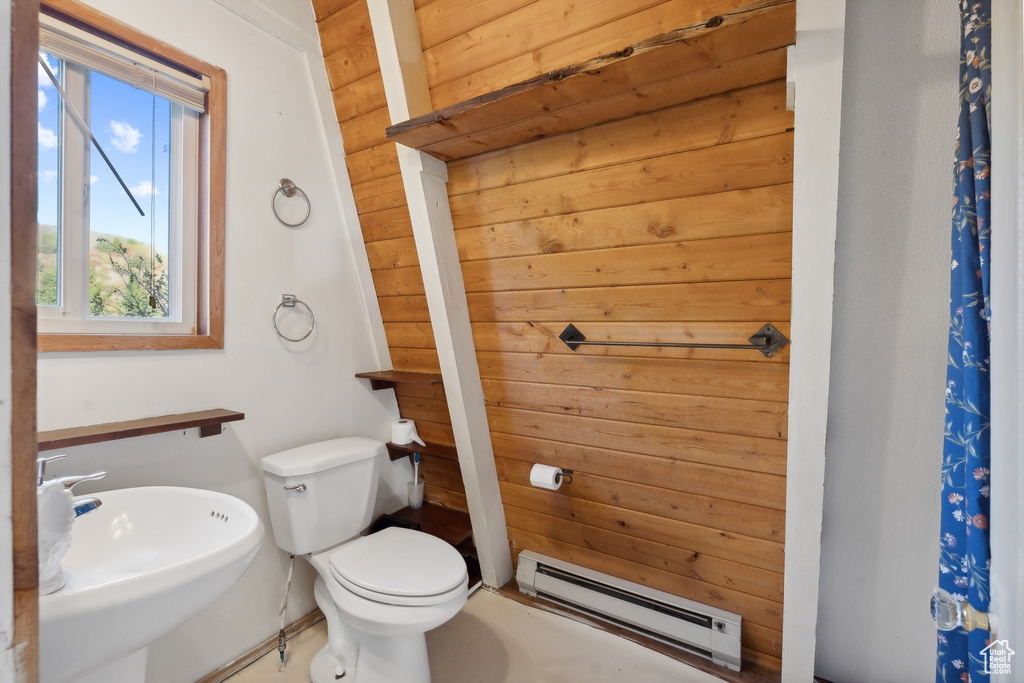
[530,464,563,491]
[391,419,425,446]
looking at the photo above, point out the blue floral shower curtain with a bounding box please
[937,2,992,681]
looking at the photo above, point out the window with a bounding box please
[37,0,225,351]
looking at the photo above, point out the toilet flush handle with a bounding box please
[283,484,306,493]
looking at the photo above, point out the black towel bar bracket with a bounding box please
[558,323,789,358]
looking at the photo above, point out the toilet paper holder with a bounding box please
[529,464,574,490]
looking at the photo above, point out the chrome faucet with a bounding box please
[72,497,103,517]
[56,472,107,490]
[36,454,65,485]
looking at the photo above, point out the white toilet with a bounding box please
[260,437,469,683]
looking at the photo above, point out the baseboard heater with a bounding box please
[516,551,742,671]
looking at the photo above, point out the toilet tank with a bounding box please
[260,437,384,555]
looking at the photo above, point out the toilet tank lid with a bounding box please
[260,437,384,477]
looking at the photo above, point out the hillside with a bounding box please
[36,224,168,317]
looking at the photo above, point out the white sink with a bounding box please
[39,486,264,683]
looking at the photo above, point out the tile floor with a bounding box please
[227,589,724,683]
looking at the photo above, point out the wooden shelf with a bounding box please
[389,502,473,548]
[38,409,245,451]
[386,0,794,161]
[355,370,443,391]
[385,440,458,462]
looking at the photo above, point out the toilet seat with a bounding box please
[328,527,468,607]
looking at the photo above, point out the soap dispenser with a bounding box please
[37,455,75,594]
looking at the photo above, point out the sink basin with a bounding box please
[39,486,264,683]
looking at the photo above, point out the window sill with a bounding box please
[38,331,224,352]
[38,409,244,451]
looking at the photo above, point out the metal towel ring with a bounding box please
[273,294,315,342]
[272,178,310,227]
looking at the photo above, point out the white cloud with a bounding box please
[109,120,142,153]
[37,54,57,88]
[41,170,58,182]
[38,89,47,111]
[90,175,99,184]
[38,123,58,150]
[131,180,159,197]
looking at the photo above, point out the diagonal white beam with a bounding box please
[783,0,847,680]
[367,0,513,588]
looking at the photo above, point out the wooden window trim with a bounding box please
[12,0,42,678]
[37,0,225,352]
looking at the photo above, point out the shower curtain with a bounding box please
[937,1,992,681]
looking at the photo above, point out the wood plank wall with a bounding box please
[414,0,793,673]
[415,0,764,109]
[316,0,793,672]
[312,0,468,513]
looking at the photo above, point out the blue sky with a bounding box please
[38,51,171,252]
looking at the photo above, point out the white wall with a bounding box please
[34,1,405,681]
[990,0,1024,651]
[0,1,15,680]
[815,1,959,680]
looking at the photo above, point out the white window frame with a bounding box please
[36,57,199,336]
[38,0,225,352]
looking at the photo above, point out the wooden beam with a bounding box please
[782,0,847,679]
[10,1,41,680]
[366,0,431,120]
[393,147,514,589]
[386,1,795,160]
[368,0,514,589]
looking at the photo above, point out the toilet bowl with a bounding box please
[309,528,468,682]
[261,438,468,683]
